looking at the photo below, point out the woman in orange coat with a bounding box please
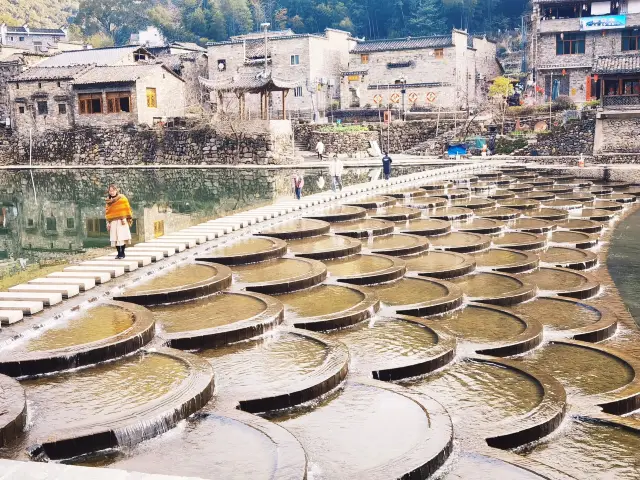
[105,184,133,259]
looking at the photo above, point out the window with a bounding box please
[134,52,147,61]
[18,36,24,41]
[78,93,102,114]
[66,218,75,229]
[361,54,369,64]
[37,101,48,115]
[293,86,303,97]
[106,92,131,113]
[623,79,640,95]
[18,106,24,114]
[45,217,57,231]
[290,54,300,65]
[38,82,42,89]
[434,48,444,59]
[57,81,61,87]
[9,36,13,41]
[622,29,640,51]
[146,88,157,108]
[556,33,585,55]
[58,103,66,114]
[15,83,19,89]
[217,59,226,71]
[154,220,165,238]
[27,218,34,228]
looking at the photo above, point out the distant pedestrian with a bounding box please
[105,184,133,259]
[316,140,325,160]
[382,152,392,180]
[292,174,304,200]
[329,154,344,191]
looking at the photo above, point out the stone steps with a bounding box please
[49,271,111,284]
[0,291,62,307]
[96,255,152,267]
[135,242,187,253]
[0,300,43,315]
[29,277,96,291]
[82,260,139,272]
[0,310,23,325]
[63,265,125,279]
[9,283,80,299]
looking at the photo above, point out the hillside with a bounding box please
[0,0,78,28]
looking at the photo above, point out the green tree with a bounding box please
[409,0,447,36]
[489,76,515,98]
[74,0,152,44]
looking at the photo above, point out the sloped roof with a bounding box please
[5,26,66,35]
[171,42,206,52]
[72,63,183,85]
[351,35,453,53]
[593,54,640,75]
[38,46,150,67]
[10,65,90,81]
[199,74,302,92]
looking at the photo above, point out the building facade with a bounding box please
[341,30,500,112]
[0,24,67,52]
[207,29,354,118]
[532,0,640,106]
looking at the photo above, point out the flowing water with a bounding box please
[403,250,473,276]
[368,277,450,307]
[207,237,278,256]
[520,267,592,292]
[511,297,602,331]
[441,451,547,480]
[125,264,217,293]
[473,249,532,269]
[233,258,315,284]
[260,218,328,236]
[287,235,356,255]
[324,254,394,277]
[360,233,424,251]
[433,305,526,343]
[277,285,365,320]
[150,293,267,333]
[330,218,393,235]
[452,272,525,298]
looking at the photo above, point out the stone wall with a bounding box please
[518,117,595,156]
[0,122,294,166]
[596,116,640,154]
[308,129,379,155]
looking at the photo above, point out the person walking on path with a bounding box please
[382,152,392,180]
[292,174,304,200]
[105,184,133,259]
[316,140,325,160]
[329,154,344,191]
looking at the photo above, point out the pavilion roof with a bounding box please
[199,74,303,93]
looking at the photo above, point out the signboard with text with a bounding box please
[580,15,626,31]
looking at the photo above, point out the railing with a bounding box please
[602,95,640,109]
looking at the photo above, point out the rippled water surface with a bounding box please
[324,254,393,277]
[233,258,313,283]
[435,305,526,343]
[369,278,448,306]
[126,264,216,293]
[512,297,601,331]
[278,285,364,319]
[452,273,523,297]
[208,237,276,256]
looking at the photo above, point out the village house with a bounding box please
[0,23,67,53]
[206,28,354,119]
[6,46,185,132]
[532,0,640,107]
[341,29,500,112]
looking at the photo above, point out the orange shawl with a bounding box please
[105,194,133,222]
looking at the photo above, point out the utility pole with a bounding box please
[261,22,270,77]
[400,75,407,121]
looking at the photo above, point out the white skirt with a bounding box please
[109,219,132,246]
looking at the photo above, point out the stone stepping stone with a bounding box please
[0,310,23,325]
[135,243,185,253]
[124,250,169,261]
[82,260,139,272]
[128,246,176,257]
[64,265,125,278]
[9,283,80,299]
[96,255,152,267]
[49,271,111,284]
[29,277,95,291]
[160,234,206,244]
[153,237,197,248]
[0,301,43,315]
[0,291,62,306]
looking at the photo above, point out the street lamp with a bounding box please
[396,75,407,121]
[261,22,270,76]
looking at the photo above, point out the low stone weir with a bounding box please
[473,248,539,274]
[519,266,601,299]
[0,374,26,448]
[198,236,287,265]
[258,219,331,240]
[287,234,362,260]
[451,271,536,306]
[232,257,327,294]
[403,250,477,279]
[323,254,406,285]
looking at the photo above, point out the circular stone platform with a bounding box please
[451,175,479,185]
[324,253,406,285]
[432,188,472,200]
[510,217,556,233]
[151,291,284,349]
[517,191,556,201]
[370,206,422,221]
[199,236,287,265]
[541,199,583,210]
[507,183,535,193]
[0,302,155,377]
[477,171,503,180]
[492,232,547,251]
[278,283,379,331]
[287,234,362,260]
[512,297,616,342]
[519,266,600,299]
[549,230,599,249]
[590,186,614,196]
[540,186,574,195]
[232,257,327,294]
[529,178,555,188]
[498,198,541,210]
[305,205,367,222]
[557,192,595,203]
[451,198,497,210]
[539,246,598,270]
[369,276,463,316]
[524,208,569,221]
[420,181,453,191]
[405,196,448,209]
[488,189,516,200]
[0,374,26,448]
[554,218,604,233]
[423,206,474,220]
[604,193,636,203]
[259,218,330,240]
[344,195,397,209]
[472,181,498,193]
[361,233,429,256]
[398,218,452,236]
[592,180,632,190]
[585,200,624,212]
[451,272,535,306]
[455,217,505,234]
[116,262,232,306]
[475,207,522,220]
[330,218,395,238]
[473,248,539,273]
[428,231,492,253]
[433,303,541,356]
[386,188,428,199]
[403,250,476,279]
[578,208,616,221]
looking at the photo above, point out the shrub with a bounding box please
[494,136,528,155]
[318,125,370,133]
[583,100,601,110]
[552,96,576,111]
[507,105,534,117]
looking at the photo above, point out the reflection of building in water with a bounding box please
[1,200,196,261]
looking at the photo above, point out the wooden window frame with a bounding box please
[361,54,369,64]
[556,33,585,55]
[434,49,444,59]
[78,93,103,114]
[622,29,640,51]
[36,101,48,115]
[146,87,157,108]
[58,103,66,114]
[106,91,132,114]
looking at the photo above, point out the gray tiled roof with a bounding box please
[351,35,453,53]
[172,42,206,52]
[72,64,182,85]
[593,54,640,74]
[38,46,147,67]
[200,74,303,92]
[10,65,91,81]
[5,26,65,35]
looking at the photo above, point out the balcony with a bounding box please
[603,94,640,109]
[539,12,640,33]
